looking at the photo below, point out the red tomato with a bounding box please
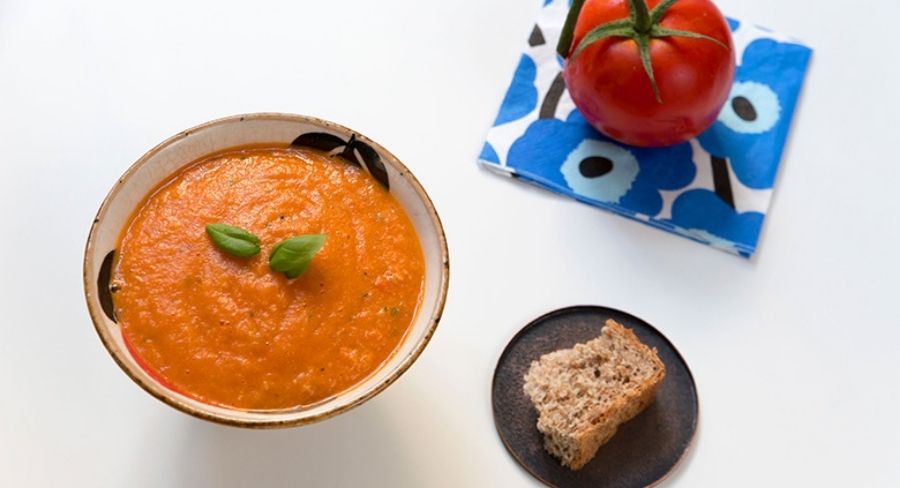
[562,0,735,147]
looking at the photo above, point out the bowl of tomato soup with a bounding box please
[84,114,448,427]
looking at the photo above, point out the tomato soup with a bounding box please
[112,146,425,410]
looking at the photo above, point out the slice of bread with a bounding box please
[523,319,666,470]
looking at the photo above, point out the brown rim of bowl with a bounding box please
[83,113,450,428]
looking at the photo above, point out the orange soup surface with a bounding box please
[113,146,425,410]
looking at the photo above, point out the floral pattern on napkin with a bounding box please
[479,0,812,257]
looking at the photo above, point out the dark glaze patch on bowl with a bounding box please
[292,132,389,190]
[97,250,117,323]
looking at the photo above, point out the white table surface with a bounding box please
[2,0,899,486]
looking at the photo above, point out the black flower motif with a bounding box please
[291,132,389,190]
[98,250,117,323]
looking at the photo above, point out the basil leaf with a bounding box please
[205,223,261,257]
[269,234,326,279]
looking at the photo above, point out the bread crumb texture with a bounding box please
[523,319,666,470]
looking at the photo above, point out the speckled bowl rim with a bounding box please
[83,113,449,428]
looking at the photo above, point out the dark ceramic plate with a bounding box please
[492,306,698,488]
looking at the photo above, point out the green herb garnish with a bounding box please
[269,234,326,279]
[205,223,261,257]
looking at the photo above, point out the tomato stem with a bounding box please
[627,0,652,33]
[561,0,729,105]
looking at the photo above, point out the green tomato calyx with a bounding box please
[557,0,727,103]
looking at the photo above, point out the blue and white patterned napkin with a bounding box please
[479,0,812,257]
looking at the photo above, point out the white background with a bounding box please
[1,0,898,486]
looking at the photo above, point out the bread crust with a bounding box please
[523,319,666,470]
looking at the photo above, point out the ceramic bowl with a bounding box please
[83,113,449,428]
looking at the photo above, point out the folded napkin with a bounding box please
[479,0,812,257]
